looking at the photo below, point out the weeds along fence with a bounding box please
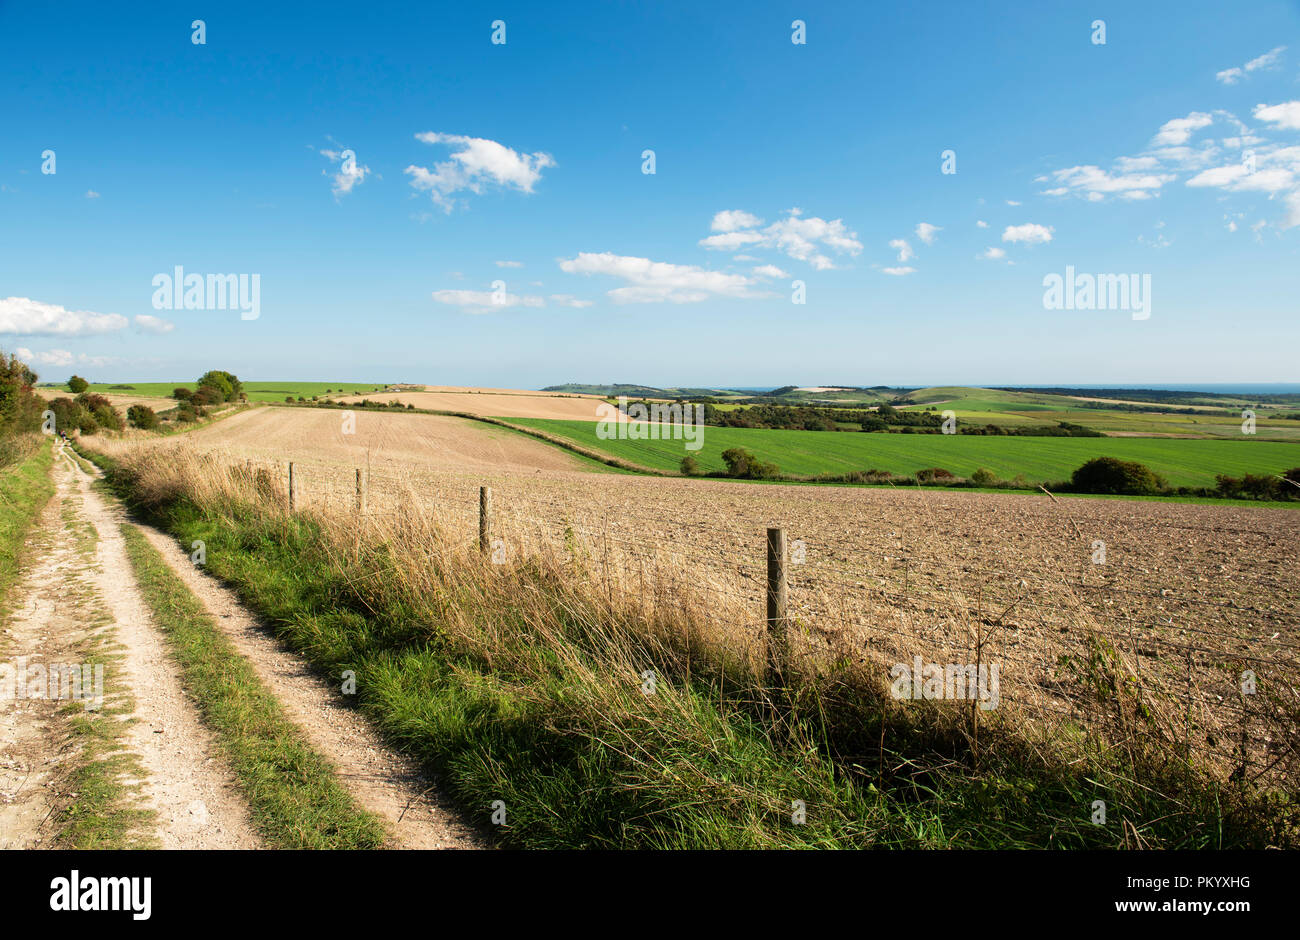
[145,447,1300,792]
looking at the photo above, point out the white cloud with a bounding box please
[494,260,523,268]
[1283,190,1300,230]
[406,133,555,212]
[0,297,128,336]
[1043,164,1176,201]
[431,289,545,314]
[321,145,372,198]
[915,222,941,245]
[1216,46,1286,84]
[751,264,790,279]
[699,208,862,270]
[1253,100,1300,131]
[559,251,759,304]
[13,347,114,368]
[1186,164,1294,193]
[548,294,593,308]
[85,190,100,199]
[710,210,764,232]
[889,239,914,263]
[980,246,1006,260]
[976,220,989,228]
[133,314,174,334]
[1005,200,1021,206]
[881,266,915,276]
[1001,223,1054,245]
[1152,112,1215,147]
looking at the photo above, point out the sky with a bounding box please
[1,0,1299,389]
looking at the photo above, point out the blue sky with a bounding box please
[1,0,1298,388]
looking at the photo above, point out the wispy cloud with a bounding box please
[133,314,174,334]
[14,347,115,368]
[320,142,372,198]
[1001,223,1054,245]
[915,222,941,245]
[560,251,760,303]
[1216,46,1286,85]
[700,208,862,270]
[431,288,545,314]
[888,239,914,262]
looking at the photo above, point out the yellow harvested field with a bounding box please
[171,405,589,475]
[333,387,614,421]
[33,387,168,414]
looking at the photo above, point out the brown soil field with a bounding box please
[95,406,1300,785]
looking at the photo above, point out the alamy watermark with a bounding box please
[152,266,260,320]
[1042,266,1150,320]
[596,396,705,451]
[0,657,104,710]
[890,656,999,710]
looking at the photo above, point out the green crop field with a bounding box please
[506,418,1300,488]
[40,381,389,402]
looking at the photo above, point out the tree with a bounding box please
[971,467,999,486]
[196,370,242,403]
[720,447,780,480]
[680,455,700,476]
[1,350,44,446]
[1071,457,1165,496]
[68,375,89,393]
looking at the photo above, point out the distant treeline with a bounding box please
[995,386,1300,406]
[619,400,1105,436]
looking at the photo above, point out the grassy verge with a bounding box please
[116,523,387,848]
[0,438,54,613]
[84,444,1297,849]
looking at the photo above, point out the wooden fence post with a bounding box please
[356,468,365,513]
[288,462,296,511]
[766,527,789,688]
[479,486,493,554]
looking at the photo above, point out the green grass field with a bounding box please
[506,418,1300,488]
[39,381,390,402]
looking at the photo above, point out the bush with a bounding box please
[67,375,90,393]
[92,404,124,431]
[285,396,294,403]
[173,387,193,400]
[680,455,700,476]
[971,467,999,487]
[1071,457,1165,496]
[127,404,159,430]
[720,447,780,480]
[191,386,222,407]
[915,467,956,483]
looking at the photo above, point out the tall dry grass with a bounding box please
[84,437,1300,846]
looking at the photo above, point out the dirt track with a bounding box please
[3,444,485,850]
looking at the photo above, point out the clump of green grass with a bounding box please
[0,438,54,614]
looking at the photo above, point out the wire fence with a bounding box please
[210,447,1298,788]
